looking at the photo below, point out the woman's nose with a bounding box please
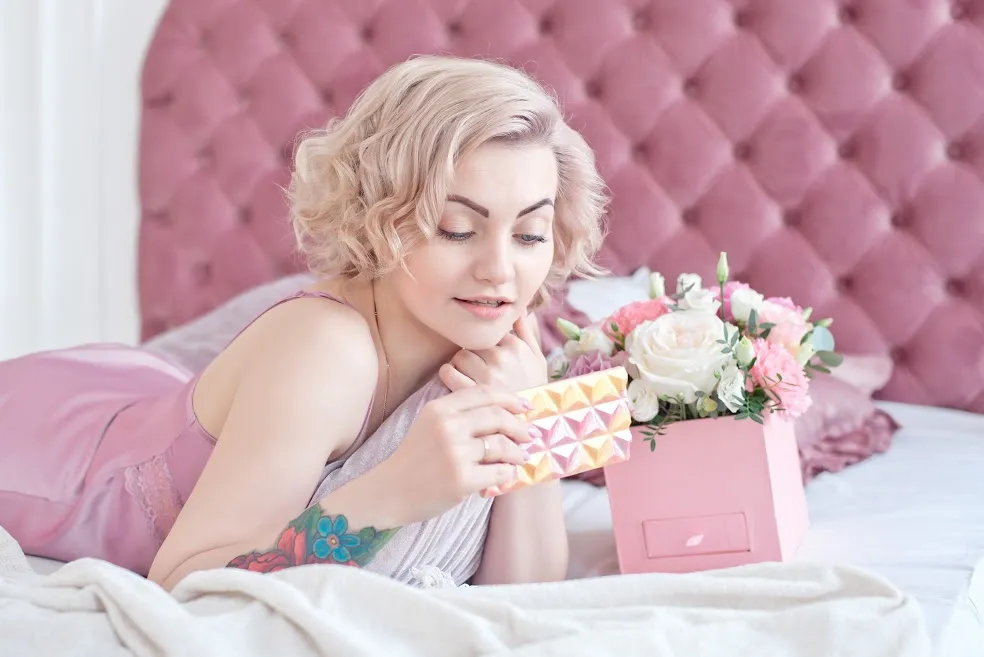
[473,239,512,286]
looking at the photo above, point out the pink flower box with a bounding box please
[602,414,809,574]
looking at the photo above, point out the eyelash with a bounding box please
[438,229,548,247]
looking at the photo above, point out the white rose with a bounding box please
[676,273,702,295]
[729,288,764,323]
[563,327,615,358]
[627,378,661,423]
[625,312,737,404]
[716,363,746,413]
[677,287,721,314]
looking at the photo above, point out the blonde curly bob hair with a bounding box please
[289,55,609,306]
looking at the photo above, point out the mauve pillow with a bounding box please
[795,372,899,482]
[143,273,317,373]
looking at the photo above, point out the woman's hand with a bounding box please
[439,314,548,393]
[373,385,537,526]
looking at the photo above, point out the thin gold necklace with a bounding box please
[370,278,391,418]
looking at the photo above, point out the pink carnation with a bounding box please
[604,299,669,340]
[758,301,810,355]
[747,338,812,418]
[712,281,750,322]
[765,296,801,312]
[565,350,629,379]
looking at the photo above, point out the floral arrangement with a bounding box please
[550,252,842,450]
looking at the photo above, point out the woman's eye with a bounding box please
[438,229,474,242]
[516,234,548,246]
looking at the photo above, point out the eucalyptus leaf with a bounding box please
[816,350,843,366]
[809,325,835,352]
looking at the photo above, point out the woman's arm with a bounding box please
[147,299,401,590]
[470,479,569,584]
[441,313,570,584]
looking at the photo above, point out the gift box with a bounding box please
[482,368,633,497]
[603,414,809,574]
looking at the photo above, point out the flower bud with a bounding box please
[797,343,817,366]
[556,318,582,341]
[649,272,665,299]
[736,336,755,366]
[716,252,729,283]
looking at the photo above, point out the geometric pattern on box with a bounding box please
[481,367,632,498]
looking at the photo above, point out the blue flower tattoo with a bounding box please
[312,514,362,561]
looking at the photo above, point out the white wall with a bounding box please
[0,0,168,360]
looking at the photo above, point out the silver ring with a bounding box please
[482,437,490,463]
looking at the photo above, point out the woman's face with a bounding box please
[394,141,558,351]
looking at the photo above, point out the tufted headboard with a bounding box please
[138,0,984,413]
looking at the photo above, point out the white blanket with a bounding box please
[0,527,931,657]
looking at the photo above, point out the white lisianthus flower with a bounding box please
[547,351,570,379]
[625,312,737,404]
[676,272,702,295]
[716,363,747,413]
[563,326,615,358]
[729,288,764,323]
[627,378,662,423]
[677,286,721,314]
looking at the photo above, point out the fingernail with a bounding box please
[520,398,534,410]
[529,426,542,439]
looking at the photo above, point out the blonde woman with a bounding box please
[0,55,608,591]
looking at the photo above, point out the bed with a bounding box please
[5,0,984,655]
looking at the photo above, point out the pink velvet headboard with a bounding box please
[138,0,984,413]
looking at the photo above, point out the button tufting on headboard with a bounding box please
[138,0,984,413]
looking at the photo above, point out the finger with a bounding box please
[496,332,524,350]
[439,363,476,392]
[451,349,488,378]
[512,313,539,350]
[474,433,527,465]
[473,464,519,495]
[462,406,538,444]
[441,384,533,415]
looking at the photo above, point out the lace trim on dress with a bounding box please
[123,454,184,544]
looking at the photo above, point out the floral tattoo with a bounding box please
[226,506,399,573]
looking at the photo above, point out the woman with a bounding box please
[0,55,608,591]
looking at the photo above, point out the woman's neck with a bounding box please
[322,276,457,409]
[370,277,458,395]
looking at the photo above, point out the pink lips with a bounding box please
[454,297,512,320]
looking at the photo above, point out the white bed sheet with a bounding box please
[562,400,984,657]
[23,401,984,654]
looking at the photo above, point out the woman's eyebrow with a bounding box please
[447,195,554,218]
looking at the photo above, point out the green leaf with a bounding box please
[809,325,835,352]
[816,350,843,367]
[758,322,775,330]
[759,328,772,340]
[747,308,758,332]
[811,364,832,374]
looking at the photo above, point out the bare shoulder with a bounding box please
[149,296,381,584]
[194,294,379,450]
